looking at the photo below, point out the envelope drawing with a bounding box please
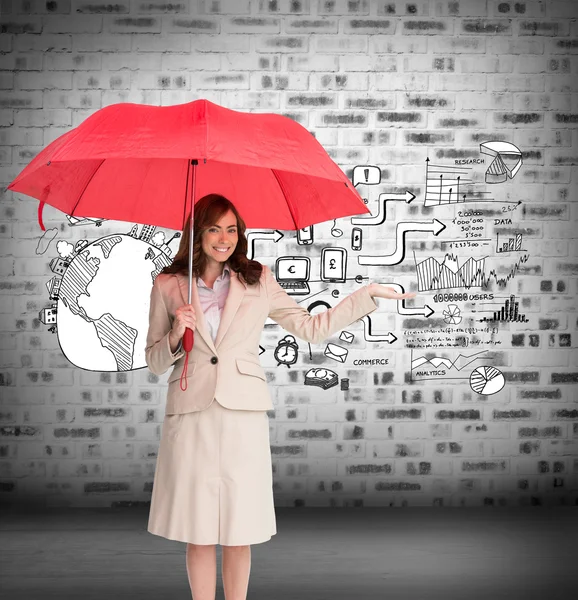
[324,343,348,363]
[339,330,355,343]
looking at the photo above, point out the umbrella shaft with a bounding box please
[188,159,197,304]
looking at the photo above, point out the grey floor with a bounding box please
[1,506,577,600]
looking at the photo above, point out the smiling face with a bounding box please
[201,209,238,266]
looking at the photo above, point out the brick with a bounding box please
[161,54,220,71]
[102,53,162,71]
[346,93,396,109]
[434,0,488,16]
[403,20,451,33]
[14,109,71,127]
[344,18,394,34]
[490,38,545,55]
[72,0,127,12]
[286,54,338,71]
[43,15,103,33]
[74,71,131,90]
[460,56,513,73]
[43,89,102,109]
[318,0,370,14]
[403,93,454,109]
[546,38,578,54]
[13,33,72,52]
[548,0,578,18]
[221,16,280,33]
[13,71,71,91]
[0,54,42,71]
[256,0,311,13]
[314,111,368,127]
[252,72,309,90]
[198,0,251,13]
[221,91,280,109]
[370,35,428,54]
[375,73,428,91]
[433,112,485,128]
[312,73,369,91]
[73,33,132,52]
[514,93,572,112]
[314,35,368,53]
[285,92,337,107]
[458,92,512,111]
[43,53,103,71]
[133,1,188,13]
[518,20,570,36]
[491,74,545,92]
[461,19,512,34]
[254,36,309,52]
[222,53,279,71]
[106,16,161,33]
[0,17,42,33]
[285,18,338,33]
[430,74,487,91]
[166,18,220,33]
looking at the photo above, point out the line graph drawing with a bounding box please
[414,252,531,291]
[410,349,488,381]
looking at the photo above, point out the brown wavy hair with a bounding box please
[160,193,263,286]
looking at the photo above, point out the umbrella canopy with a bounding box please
[7,99,369,231]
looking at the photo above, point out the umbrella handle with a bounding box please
[183,327,194,352]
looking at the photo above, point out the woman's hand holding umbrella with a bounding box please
[169,304,197,354]
[368,284,417,301]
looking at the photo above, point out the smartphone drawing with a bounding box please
[297,225,313,245]
[351,227,362,250]
[321,247,347,283]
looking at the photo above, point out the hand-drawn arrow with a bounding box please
[246,230,284,259]
[350,191,416,226]
[358,219,446,266]
[360,315,397,343]
[387,283,434,318]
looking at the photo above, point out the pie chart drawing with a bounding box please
[443,304,462,325]
[469,366,505,395]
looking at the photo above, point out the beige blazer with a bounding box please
[145,264,378,414]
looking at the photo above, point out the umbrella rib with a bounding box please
[70,159,106,218]
[271,169,297,229]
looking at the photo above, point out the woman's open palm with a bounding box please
[369,284,417,300]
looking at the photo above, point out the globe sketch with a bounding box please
[56,233,171,372]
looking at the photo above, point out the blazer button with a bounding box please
[210,356,218,364]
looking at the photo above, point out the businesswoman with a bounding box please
[145,193,416,600]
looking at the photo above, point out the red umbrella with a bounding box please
[7,99,370,355]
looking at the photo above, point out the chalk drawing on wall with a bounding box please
[424,159,489,206]
[414,252,531,291]
[44,225,174,372]
[297,224,314,245]
[387,283,434,318]
[480,141,523,184]
[358,219,446,266]
[360,315,398,344]
[350,191,416,226]
[36,228,58,255]
[496,232,527,253]
[410,349,488,381]
[321,247,347,283]
[324,342,349,363]
[275,256,311,295]
[478,294,529,323]
[304,367,339,390]
[469,365,506,395]
[352,165,381,187]
[274,335,299,367]
[67,215,106,227]
[245,229,284,260]
[442,304,463,325]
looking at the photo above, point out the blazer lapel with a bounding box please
[214,269,247,349]
[176,273,217,355]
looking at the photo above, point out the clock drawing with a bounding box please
[274,335,299,367]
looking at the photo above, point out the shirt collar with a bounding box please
[197,263,231,289]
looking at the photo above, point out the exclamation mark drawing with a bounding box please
[364,168,369,182]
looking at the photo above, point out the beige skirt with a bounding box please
[147,399,277,546]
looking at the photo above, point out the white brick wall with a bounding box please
[0,0,577,508]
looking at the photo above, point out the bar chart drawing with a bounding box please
[479,295,529,323]
[496,233,526,253]
[423,158,494,206]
